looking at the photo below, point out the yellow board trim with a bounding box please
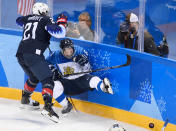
[0,87,176,131]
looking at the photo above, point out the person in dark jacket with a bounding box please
[117,13,160,56]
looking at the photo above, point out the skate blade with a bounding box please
[104,78,114,94]
[20,104,40,110]
[107,88,114,95]
[61,111,71,117]
[103,87,114,95]
[41,110,59,123]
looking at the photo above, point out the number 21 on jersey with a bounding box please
[23,22,38,40]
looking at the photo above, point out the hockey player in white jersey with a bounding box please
[46,38,113,114]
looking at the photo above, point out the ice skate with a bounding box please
[41,103,59,123]
[20,90,40,110]
[102,78,113,94]
[61,100,73,114]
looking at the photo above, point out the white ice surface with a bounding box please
[0,98,149,131]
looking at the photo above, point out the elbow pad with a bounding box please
[16,17,24,27]
[45,24,66,38]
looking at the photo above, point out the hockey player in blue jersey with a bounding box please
[46,38,113,114]
[16,2,67,122]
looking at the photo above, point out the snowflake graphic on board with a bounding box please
[87,48,111,77]
[157,97,167,115]
[136,78,153,103]
[111,79,119,94]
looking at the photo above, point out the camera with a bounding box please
[157,36,169,56]
[120,21,129,33]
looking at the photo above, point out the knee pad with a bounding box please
[89,76,101,89]
[41,77,54,96]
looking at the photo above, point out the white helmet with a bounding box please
[130,13,139,23]
[109,124,126,131]
[32,2,49,16]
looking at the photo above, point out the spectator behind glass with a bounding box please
[117,13,161,56]
[66,12,95,41]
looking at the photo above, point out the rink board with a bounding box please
[0,86,176,131]
[1,29,176,130]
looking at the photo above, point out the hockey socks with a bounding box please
[53,81,73,114]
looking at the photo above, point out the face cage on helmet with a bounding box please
[38,10,49,16]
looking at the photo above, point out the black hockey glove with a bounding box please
[49,64,63,80]
[73,54,88,66]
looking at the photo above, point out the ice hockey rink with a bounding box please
[0,98,149,131]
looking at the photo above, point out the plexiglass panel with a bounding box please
[145,0,176,59]
[0,0,176,59]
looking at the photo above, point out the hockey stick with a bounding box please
[161,119,169,131]
[67,96,77,113]
[48,47,78,112]
[64,54,131,77]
